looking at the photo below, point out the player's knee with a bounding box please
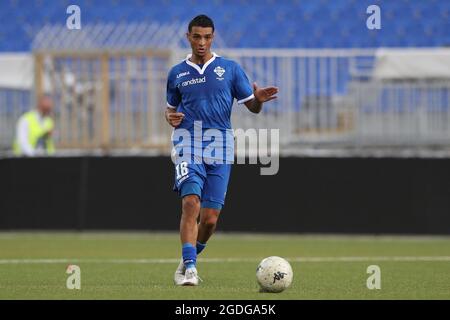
[182,195,200,214]
[201,211,219,229]
[202,218,217,230]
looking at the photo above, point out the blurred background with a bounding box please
[0,0,450,233]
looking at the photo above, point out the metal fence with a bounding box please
[0,88,32,150]
[222,49,377,145]
[224,49,450,147]
[351,80,450,146]
[1,48,450,154]
[33,49,173,152]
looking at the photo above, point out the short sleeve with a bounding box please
[232,63,254,104]
[166,69,181,109]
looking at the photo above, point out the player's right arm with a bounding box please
[165,107,184,127]
[244,82,278,114]
[165,68,185,128]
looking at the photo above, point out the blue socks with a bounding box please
[182,242,207,269]
[196,241,207,255]
[182,243,197,269]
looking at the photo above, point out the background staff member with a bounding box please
[13,95,55,156]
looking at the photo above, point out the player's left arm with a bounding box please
[244,82,278,114]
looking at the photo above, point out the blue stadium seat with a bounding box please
[0,0,448,51]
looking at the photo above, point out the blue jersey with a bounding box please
[166,52,253,163]
[167,53,252,207]
[166,52,254,132]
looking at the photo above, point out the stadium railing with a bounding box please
[1,47,449,155]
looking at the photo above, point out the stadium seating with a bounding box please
[0,0,449,51]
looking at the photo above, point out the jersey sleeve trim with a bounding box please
[167,102,177,109]
[237,93,254,104]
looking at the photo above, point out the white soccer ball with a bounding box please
[256,256,293,293]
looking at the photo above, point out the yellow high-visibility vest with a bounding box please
[13,110,55,155]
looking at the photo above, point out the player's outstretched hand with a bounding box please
[253,82,278,103]
[166,110,185,127]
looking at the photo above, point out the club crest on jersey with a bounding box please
[214,66,225,80]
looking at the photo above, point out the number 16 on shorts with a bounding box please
[176,161,189,184]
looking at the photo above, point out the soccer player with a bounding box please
[165,15,278,286]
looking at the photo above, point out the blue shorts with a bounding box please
[173,161,232,210]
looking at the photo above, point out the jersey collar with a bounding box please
[185,52,219,75]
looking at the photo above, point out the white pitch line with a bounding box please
[0,256,449,264]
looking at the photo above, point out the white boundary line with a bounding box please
[1,232,450,241]
[0,256,449,264]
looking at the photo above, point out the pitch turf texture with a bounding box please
[0,232,449,299]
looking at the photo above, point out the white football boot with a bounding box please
[181,267,201,286]
[173,258,186,285]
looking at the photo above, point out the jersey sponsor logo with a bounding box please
[181,76,206,87]
[214,66,225,80]
[176,71,190,79]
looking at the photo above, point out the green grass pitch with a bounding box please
[0,232,449,299]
